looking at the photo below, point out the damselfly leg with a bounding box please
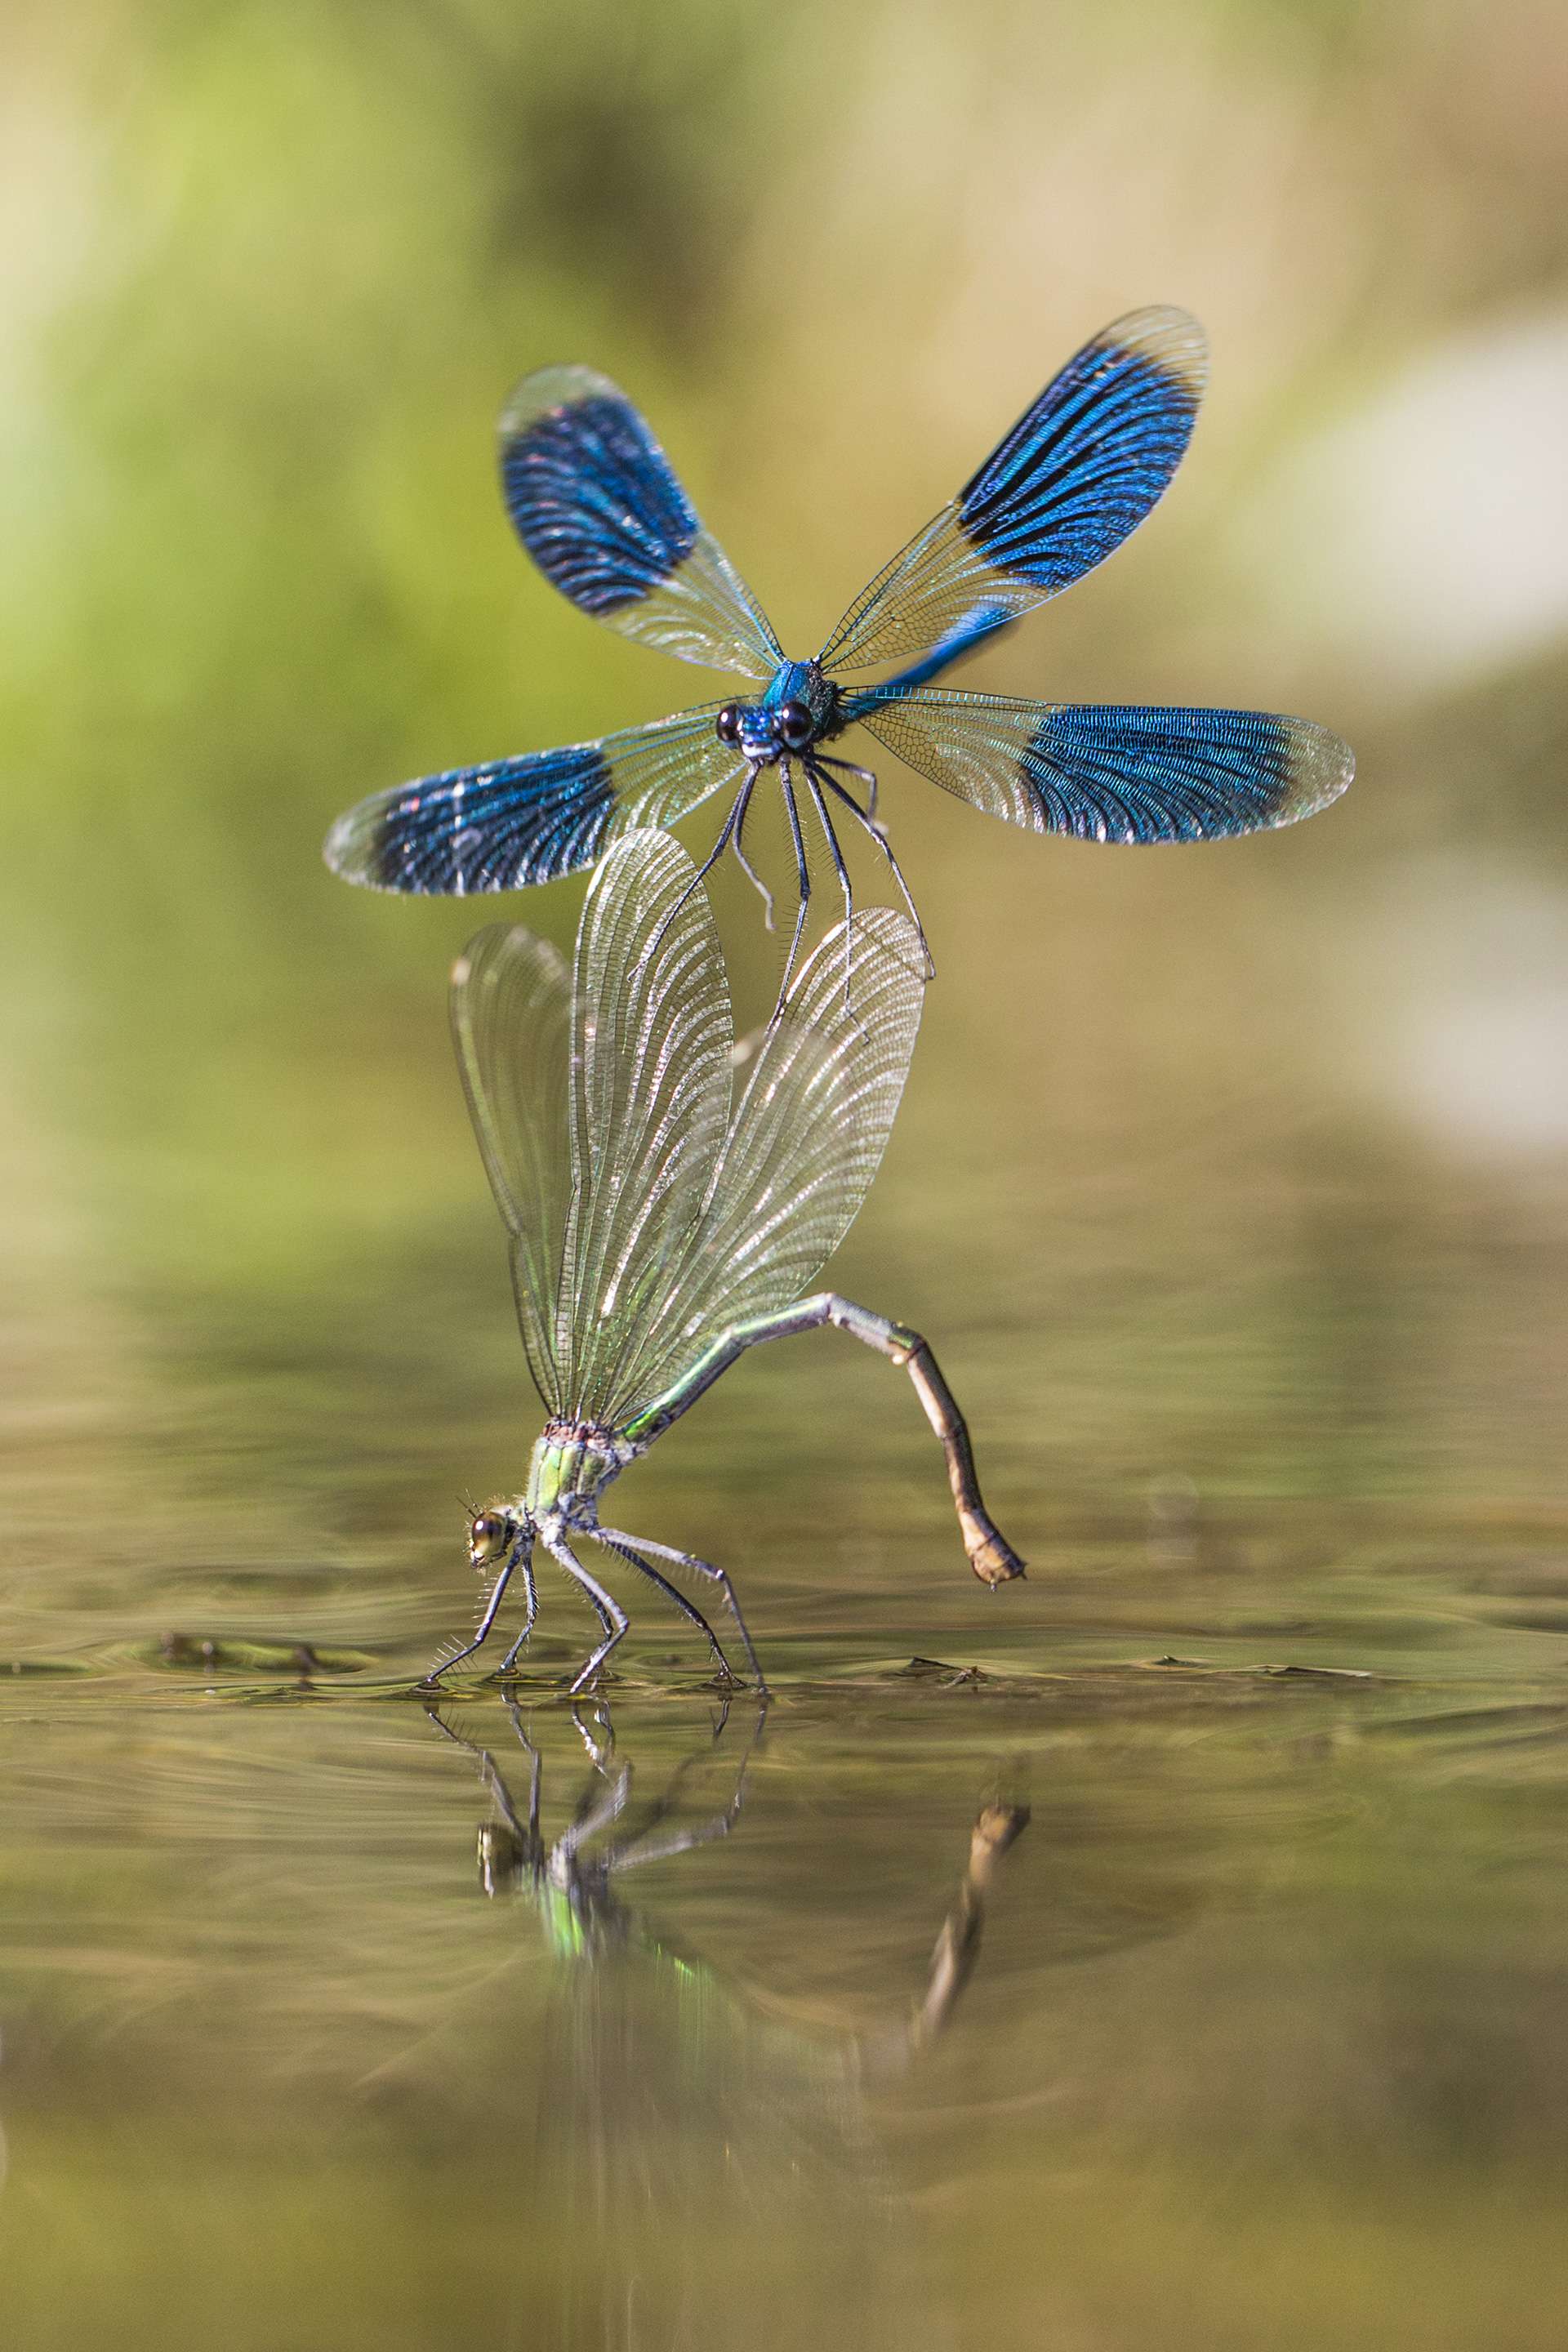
[732,774,777,929]
[775,755,813,1011]
[596,1527,769,1695]
[423,1700,545,1889]
[566,1695,616,1772]
[597,1704,765,1873]
[591,1530,737,1684]
[496,1536,541,1674]
[813,760,934,982]
[640,777,753,976]
[544,1530,630,1694]
[800,764,857,1011]
[817,748,882,829]
[553,1729,630,1859]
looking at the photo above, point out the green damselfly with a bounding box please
[425,830,1022,1695]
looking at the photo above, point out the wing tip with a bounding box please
[1093,304,1209,404]
[497,362,626,443]
[451,921,555,996]
[1273,717,1356,825]
[590,824,697,904]
[322,805,381,889]
[323,797,443,894]
[782,900,930,1022]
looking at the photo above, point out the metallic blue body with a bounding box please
[760,660,819,710]
[867,606,1014,697]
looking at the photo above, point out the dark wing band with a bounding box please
[500,367,783,679]
[819,309,1205,675]
[844,689,1353,841]
[323,706,745,895]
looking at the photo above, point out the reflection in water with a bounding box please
[0,1660,1564,2348]
[428,1697,766,1959]
[430,1699,1028,2346]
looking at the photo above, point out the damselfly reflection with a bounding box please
[427,1699,1031,2345]
[429,1697,763,1962]
[428,1698,1028,2056]
[425,829,1022,1695]
[325,310,1353,990]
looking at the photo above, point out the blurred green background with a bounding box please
[6,0,1566,1287]
[3,2,1568,2346]
[7,0,1568,1572]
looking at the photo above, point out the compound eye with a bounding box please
[470,1512,508,1561]
[715,704,743,746]
[777,699,813,751]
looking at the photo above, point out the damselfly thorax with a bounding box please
[698,657,926,987]
[524,1419,635,1519]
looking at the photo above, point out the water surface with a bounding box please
[3,1178,1566,2351]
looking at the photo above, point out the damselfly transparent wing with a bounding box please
[837,690,1354,840]
[557,831,736,1420]
[324,704,746,895]
[501,367,784,680]
[817,309,1206,675]
[450,926,574,1414]
[604,906,927,1428]
[454,838,923,1432]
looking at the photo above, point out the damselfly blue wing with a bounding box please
[326,314,1352,964]
[817,306,1208,673]
[324,703,745,893]
[498,367,782,678]
[835,693,1349,842]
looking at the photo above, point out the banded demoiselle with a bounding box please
[326,310,1352,985]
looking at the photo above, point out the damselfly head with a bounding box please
[716,697,788,764]
[714,660,839,765]
[469,1508,515,1568]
